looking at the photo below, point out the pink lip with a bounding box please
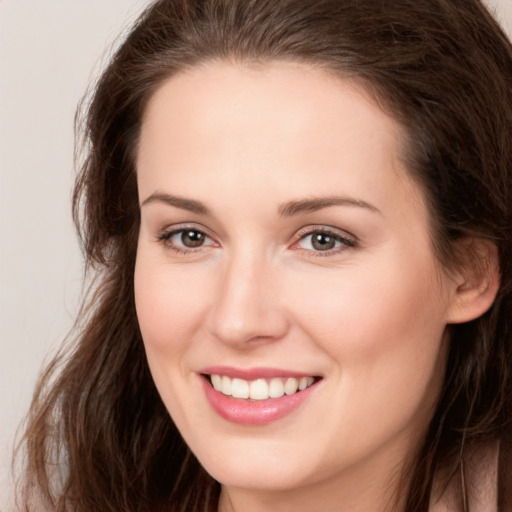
[200,366,314,380]
[200,370,320,425]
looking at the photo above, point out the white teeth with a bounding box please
[249,379,269,400]
[211,374,222,391]
[210,374,316,400]
[284,377,298,395]
[221,375,232,395]
[269,378,285,398]
[299,376,314,390]
[231,378,249,399]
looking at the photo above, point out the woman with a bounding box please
[18,1,512,511]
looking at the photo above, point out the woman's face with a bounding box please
[135,62,459,507]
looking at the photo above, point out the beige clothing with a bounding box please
[431,439,512,512]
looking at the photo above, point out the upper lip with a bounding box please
[199,366,320,380]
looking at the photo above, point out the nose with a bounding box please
[207,249,289,347]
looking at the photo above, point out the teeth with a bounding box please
[284,377,298,395]
[269,378,285,398]
[299,376,314,390]
[210,374,316,400]
[221,375,232,395]
[211,374,222,391]
[231,378,249,399]
[249,379,269,400]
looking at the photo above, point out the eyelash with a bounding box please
[157,226,216,254]
[156,225,357,256]
[293,227,357,257]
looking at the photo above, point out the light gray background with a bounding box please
[0,2,153,508]
[1,1,511,510]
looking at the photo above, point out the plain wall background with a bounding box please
[0,2,153,508]
[1,1,511,509]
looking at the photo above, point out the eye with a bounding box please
[175,229,208,248]
[158,227,216,252]
[294,228,356,254]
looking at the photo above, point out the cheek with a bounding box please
[284,254,449,416]
[133,251,212,421]
[289,260,446,351]
[134,252,209,363]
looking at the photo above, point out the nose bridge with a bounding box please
[208,244,287,346]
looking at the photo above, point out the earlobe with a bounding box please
[446,238,500,324]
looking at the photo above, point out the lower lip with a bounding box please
[201,377,318,425]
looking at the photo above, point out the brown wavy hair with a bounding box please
[17,1,512,511]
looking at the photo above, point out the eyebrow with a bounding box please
[141,192,210,215]
[141,192,381,218]
[278,196,381,217]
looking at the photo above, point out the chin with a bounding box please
[196,445,313,492]
[211,467,308,493]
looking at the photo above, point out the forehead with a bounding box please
[140,61,404,148]
[140,61,404,156]
[136,61,424,223]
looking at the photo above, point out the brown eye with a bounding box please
[181,229,205,247]
[311,232,336,251]
[159,227,215,252]
[296,229,356,254]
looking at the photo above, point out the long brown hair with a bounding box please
[17,1,512,511]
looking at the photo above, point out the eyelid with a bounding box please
[294,224,357,240]
[290,225,358,254]
[156,222,218,252]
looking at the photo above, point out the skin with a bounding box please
[134,62,495,512]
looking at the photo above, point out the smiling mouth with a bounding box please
[204,374,320,400]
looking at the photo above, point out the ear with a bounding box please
[446,237,500,324]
